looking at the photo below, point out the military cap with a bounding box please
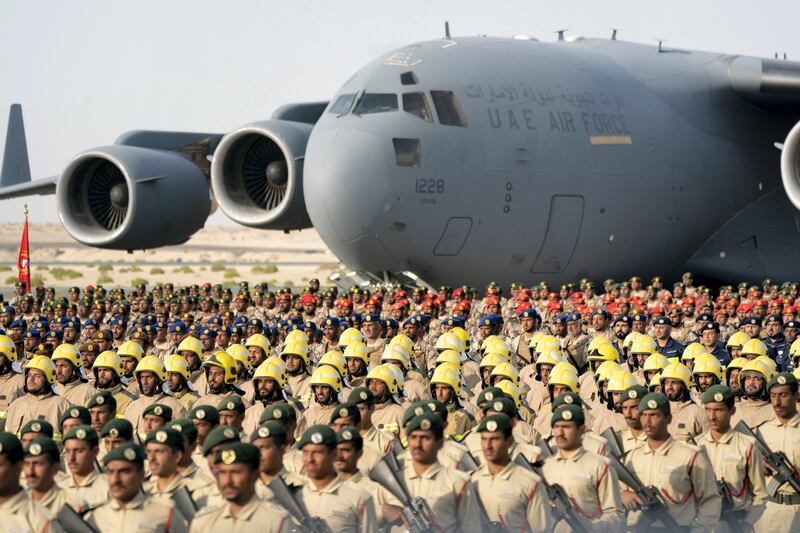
[406,413,443,436]
[93,330,112,340]
[551,391,584,410]
[0,432,24,463]
[786,320,800,329]
[639,392,670,414]
[631,313,647,323]
[477,413,513,434]
[330,402,361,425]
[481,396,517,419]
[63,425,99,446]
[336,426,363,448]
[768,372,798,392]
[24,437,60,461]
[621,385,649,403]
[258,402,297,426]
[168,418,198,442]
[551,314,567,325]
[591,309,611,319]
[218,395,245,414]
[516,308,539,320]
[476,387,504,406]
[169,321,186,334]
[347,387,374,406]
[143,403,173,421]
[765,314,784,326]
[701,384,735,405]
[322,317,340,328]
[251,421,287,442]
[100,418,133,440]
[566,312,582,322]
[59,406,91,426]
[20,420,54,438]
[479,315,499,327]
[402,401,439,426]
[701,322,720,333]
[189,405,220,425]
[297,425,337,448]
[551,405,585,427]
[363,313,382,324]
[741,316,762,326]
[87,391,116,411]
[145,427,183,449]
[216,442,260,469]
[102,442,144,467]
[202,425,240,455]
[654,316,673,326]
[24,328,41,339]
[696,312,714,322]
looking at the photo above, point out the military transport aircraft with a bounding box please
[3,32,800,287]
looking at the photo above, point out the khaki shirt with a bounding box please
[145,470,214,506]
[362,425,395,455]
[444,406,475,439]
[696,428,768,526]
[403,378,430,404]
[758,412,800,497]
[366,338,387,368]
[296,476,376,533]
[668,400,709,441]
[107,384,138,416]
[190,494,290,533]
[123,392,187,439]
[296,403,338,435]
[190,390,249,411]
[29,484,82,514]
[0,370,24,427]
[623,437,721,529]
[86,490,188,533]
[370,401,405,436]
[618,427,648,453]
[541,447,624,533]
[255,469,307,503]
[0,489,62,533]
[471,461,552,532]
[6,392,71,440]
[287,374,311,406]
[55,468,109,509]
[56,379,96,407]
[730,398,776,430]
[172,388,199,412]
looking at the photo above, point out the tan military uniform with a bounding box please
[152,341,175,358]
[618,427,647,453]
[171,388,199,412]
[577,372,601,408]
[370,401,405,436]
[255,469,307,503]
[86,490,188,533]
[623,437,721,530]
[444,405,475,439]
[124,392,187,439]
[295,476,377,532]
[668,399,708,441]
[191,390,249,411]
[124,376,139,396]
[730,398,776,430]
[366,338,387,368]
[471,461,552,532]
[106,384,138,416]
[190,495,290,533]
[362,425,395,455]
[0,489,61,533]
[56,379,96,406]
[403,377,430,403]
[0,370,24,429]
[30,484,82,514]
[755,412,800,532]
[6,392,71,440]
[144,471,213,506]
[696,428,768,528]
[541,447,624,532]
[55,468,109,508]
[287,374,311,406]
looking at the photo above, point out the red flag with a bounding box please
[17,207,30,294]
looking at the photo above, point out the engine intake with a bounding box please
[56,145,210,249]
[781,120,800,211]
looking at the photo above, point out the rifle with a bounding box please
[56,504,100,533]
[171,485,197,522]
[513,454,588,533]
[267,476,332,533]
[457,449,480,472]
[717,480,745,533]
[734,420,800,497]
[368,453,438,533]
[600,428,683,532]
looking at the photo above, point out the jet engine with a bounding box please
[56,146,210,249]
[210,120,312,230]
[781,120,800,211]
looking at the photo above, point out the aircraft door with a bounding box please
[433,217,473,256]
[531,195,584,273]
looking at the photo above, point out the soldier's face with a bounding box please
[766,323,782,337]
[90,406,114,432]
[138,371,159,396]
[206,366,226,391]
[704,402,732,432]
[362,322,380,339]
[120,357,136,377]
[567,322,581,336]
[25,369,48,394]
[23,455,59,491]
[62,418,84,436]
[256,378,278,399]
[143,414,166,435]
[54,360,75,385]
[146,443,181,477]
[770,385,799,419]
[346,358,366,377]
[284,355,303,373]
[219,411,243,430]
[538,364,553,385]
[640,409,671,439]
[552,421,583,451]
[743,374,765,397]
[480,431,512,463]
[301,444,336,480]
[663,379,684,401]
[621,400,642,429]
[217,462,258,503]
[313,385,334,405]
[64,440,96,475]
[247,347,265,368]
[696,374,715,392]
[334,443,361,474]
[408,430,442,464]
[253,438,285,473]
[434,384,453,404]
[106,460,144,503]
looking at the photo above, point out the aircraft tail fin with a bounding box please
[1,104,32,188]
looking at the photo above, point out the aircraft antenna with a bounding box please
[555,29,567,41]
[611,29,620,40]
[445,21,451,39]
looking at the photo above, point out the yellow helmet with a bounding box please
[648,371,662,390]
[434,349,463,369]
[755,355,778,376]
[0,335,17,362]
[588,342,620,363]
[281,339,310,366]
[366,363,401,395]
[790,338,800,358]
[339,327,365,348]
[164,354,191,380]
[595,360,620,382]
[795,368,800,381]
[622,332,641,352]
[319,350,347,375]
[430,362,462,396]
[253,358,288,388]
[607,370,638,393]
[177,336,203,358]
[135,355,166,382]
[480,335,503,353]
[310,365,343,393]
[659,362,692,389]
[630,335,657,355]
[51,343,81,367]
[741,338,768,358]
[435,331,465,354]
[381,343,412,369]
[284,330,309,346]
[691,354,723,381]
[449,327,471,350]
[203,351,237,384]
[726,331,751,349]
[482,338,511,360]
[527,331,545,349]
[480,352,507,369]
[536,348,566,368]
[343,342,369,364]
[726,356,748,371]
[681,343,708,363]
[587,336,613,354]
[92,351,124,377]
[738,358,774,385]
[388,333,415,357]
[549,362,579,392]
[384,364,406,394]
[26,355,56,384]
[490,362,519,385]
[496,379,522,408]
[642,353,669,372]
[117,341,144,362]
[533,334,559,353]
[244,334,271,354]
[227,343,253,372]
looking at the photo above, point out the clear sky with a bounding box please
[1,0,798,225]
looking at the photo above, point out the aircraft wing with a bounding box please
[0,177,57,199]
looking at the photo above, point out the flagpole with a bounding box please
[18,205,30,294]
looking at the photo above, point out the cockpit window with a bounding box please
[329,94,356,115]
[402,93,433,123]
[430,90,468,127]
[354,93,398,115]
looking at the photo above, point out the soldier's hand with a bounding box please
[620,490,645,511]
[381,503,405,525]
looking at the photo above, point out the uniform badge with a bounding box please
[258,427,270,438]
[714,392,724,402]
[311,432,323,444]
[273,409,283,419]
[647,400,658,409]
[109,428,119,438]
[484,392,494,401]
[486,420,498,432]
[31,422,41,432]
[76,428,87,440]
[778,375,787,385]
[420,419,432,430]
[29,443,42,455]
[96,396,105,405]
[154,406,163,416]
[195,409,205,420]
[155,431,168,443]
[70,408,80,418]
[223,428,235,439]
[123,448,136,461]
[339,407,349,418]
[562,410,573,421]
[493,401,503,412]
[628,390,638,399]
[171,424,181,432]
[564,395,574,404]
[226,401,235,410]
[342,430,353,440]
[414,407,424,416]
[221,449,236,465]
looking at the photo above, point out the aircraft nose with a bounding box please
[304,127,389,242]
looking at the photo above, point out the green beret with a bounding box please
[481,396,517,418]
[639,392,670,414]
[296,425,336,449]
[406,413,443,436]
[251,421,287,442]
[403,401,435,427]
[701,384,735,405]
[336,426,363,448]
[87,391,116,411]
[189,405,220,426]
[551,391,583,410]
[63,425,99,446]
[551,405,585,427]
[102,442,144,467]
[330,402,361,425]
[477,413,513,434]
[348,387,374,406]
[24,437,59,461]
[0,432,24,463]
[145,427,183,449]
[217,395,245,414]
[258,402,297,425]
[168,418,198,442]
[768,372,798,392]
[20,420,54,438]
[215,442,259,469]
[143,403,173,421]
[100,419,133,440]
[621,385,649,403]
[60,406,91,426]
[202,425,240,456]
[476,387,504,406]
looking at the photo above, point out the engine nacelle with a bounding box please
[56,145,210,249]
[781,121,800,211]
[210,120,312,230]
